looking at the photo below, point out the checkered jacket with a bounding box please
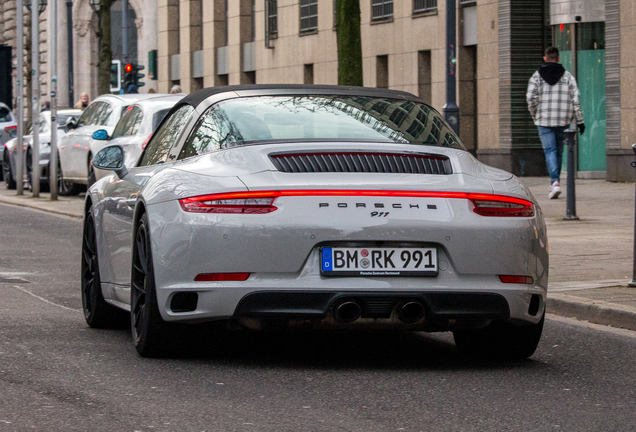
[526,69,584,127]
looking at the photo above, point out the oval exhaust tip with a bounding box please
[398,301,425,323]
[333,301,362,323]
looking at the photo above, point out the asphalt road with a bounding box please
[1,203,636,432]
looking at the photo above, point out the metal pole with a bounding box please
[629,143,636,287]
[66,0,74,107]
[16,0,24,196]
[50,0,58,200]
[122,0,128,64]
[443,0,460,136]
[31,0,40,197]
[565,129,579,220]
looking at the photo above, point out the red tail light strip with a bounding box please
[179,190,534,217]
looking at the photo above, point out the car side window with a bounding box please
[96,102,114,126]
[76,102,99,127]
[179,105,232,159]
[140,105,195,167]
[112,106,142,139]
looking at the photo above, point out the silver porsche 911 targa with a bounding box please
[83,85,548,359]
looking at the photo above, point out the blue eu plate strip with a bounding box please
[321,248,333,272]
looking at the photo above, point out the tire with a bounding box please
[81,209,122,328]
[87,158,96,188]
[3,150,16,189]
[131,212,172,357]
[56,156,83,196]
[25,149,49,192]
[453,313,544,360]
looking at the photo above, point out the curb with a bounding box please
[0,196,83,219]
[548,293,636,331]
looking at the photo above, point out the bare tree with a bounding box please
[336,0,363,86]
[96,0,114,95]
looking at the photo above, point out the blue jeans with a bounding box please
[537,126,568,184]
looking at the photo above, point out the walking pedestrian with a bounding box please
[527,46,585,199]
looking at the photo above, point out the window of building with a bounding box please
[300,0,318,33]
[372,0,393,20]
[413,0,437,13]
[266,0,278,38]
[376,55,389,88]
[304,64,314,84]
[418,50,432,104]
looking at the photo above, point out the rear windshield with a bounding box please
[181,95,464,159]
[0,107,12,122]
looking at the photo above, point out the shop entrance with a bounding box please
[554,22,606,174]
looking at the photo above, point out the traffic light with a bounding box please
[123,63,145,93]
[123,63,134,93]
[110,60,121,93]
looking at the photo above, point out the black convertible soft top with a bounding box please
[179,84,423,109]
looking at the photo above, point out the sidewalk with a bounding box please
[1,177,635,330]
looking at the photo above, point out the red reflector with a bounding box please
[499,275,534,284]
[194,273,250,282]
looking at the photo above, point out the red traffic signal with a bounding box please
[125,63,133,73]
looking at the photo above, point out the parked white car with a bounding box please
[58,93,174,195]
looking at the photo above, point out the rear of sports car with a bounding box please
[145,144,548,341]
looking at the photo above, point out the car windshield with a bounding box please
[188,95,465,153]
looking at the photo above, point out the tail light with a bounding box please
[142,134,152,150]
[470,195,534,217]
[499,275,534,284]
[180,193,277,214]
[194,273,250,282]
[180,190,534,217]
[4,125,17,137]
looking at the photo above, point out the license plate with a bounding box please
[321,247,438,277]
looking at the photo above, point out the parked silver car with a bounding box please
[0,103,17,181]
[58,93,173,195]
[84,85,548,359]
[91,95,181,181]
[2,109,81,190]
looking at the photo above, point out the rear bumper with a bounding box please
[155,281,546,328]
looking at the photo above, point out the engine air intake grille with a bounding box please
[270,152,452,175]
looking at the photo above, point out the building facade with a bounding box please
[0,0,159,112]
[1,0,634,181]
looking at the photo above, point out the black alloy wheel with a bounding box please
[3,150,16,189]
[131,212,171,357]
[453,312,545,360]
[56,155,83,196]
[81,209,120,328]
[25,149,48,192]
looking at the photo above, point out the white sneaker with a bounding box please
[548,181,561,199]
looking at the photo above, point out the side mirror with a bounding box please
[91,129,110,141]
[93,145,127,178]
[65,116,77,130]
